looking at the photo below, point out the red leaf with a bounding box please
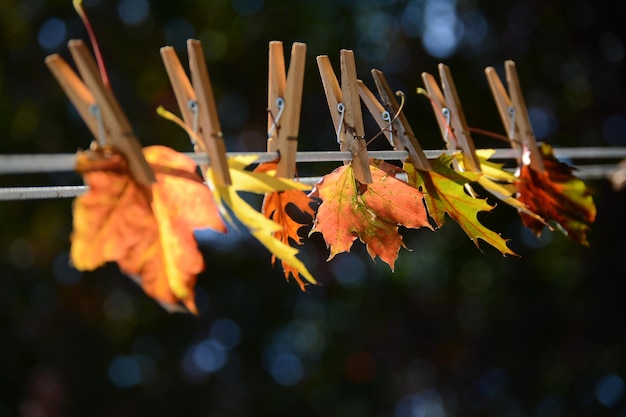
[517,143,596,245]
[310,163,431,270]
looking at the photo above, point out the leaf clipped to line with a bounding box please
[309,163,431,270]
[71,145,226,314]
[517,143,596,245]
[457,150,546,224]
[254,161,317,291]
[404,154,517,256]
[207,156,317,288]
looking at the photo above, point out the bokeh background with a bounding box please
[1,0,626,416]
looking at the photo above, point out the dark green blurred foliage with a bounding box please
[1,0,626,416]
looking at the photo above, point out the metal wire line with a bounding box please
[1,147,624,200]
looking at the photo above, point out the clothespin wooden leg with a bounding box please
[317,51,371,184]
[66,40,155,186]
[275,42,306,179]
[484,65,524,164]
[504,60,546,173]
[340,50,372,184]
[45,54,100,141]
[438,64,481,172]
[187,39,232,186]
[267,41,287,154]
[370,69,431,171]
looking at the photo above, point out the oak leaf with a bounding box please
[207,156,317,287]
[403,154,516,256]
[71,145,226,314]
[254,162,317,290]
[517,143,596,245]
[309,163,431,269]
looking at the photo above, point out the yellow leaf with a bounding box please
[207,156,317,287]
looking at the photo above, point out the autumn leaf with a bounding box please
[517,143,596,245]
[254,162,317,291]
[403,154,516,256]
[71,145,226,314]
[456,150,545,224]
[207,156,317,287]
[309,163,431,269]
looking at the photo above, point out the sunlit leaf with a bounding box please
[517,143,596,245]
[71,145,226,314]
[310,163,431,270]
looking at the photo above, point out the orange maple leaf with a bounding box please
[309,163,432,269]
[254,162,316,290]
[70,145,226,313]
[517,143,596,245]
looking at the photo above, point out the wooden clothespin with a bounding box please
[317,50,372,184]
[267,41,306,179]
[485,60,546,172]
[45,40,155,186]
[357,69,431,171]
[421,64,482,172]
[160,39,231,185]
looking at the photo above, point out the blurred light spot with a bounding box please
[37,18,67,52]
[422,0,462,58]
[104,288,135,321]
[132,334,163,360]
[457,298,486,332]
[383,41,411,73]
[466,368,510,409]
[357,12,398,63]
[12,107,40,139]
[596,373,624,408]
[164,19,195,51]
[531,396,565,417]
[599,32,624,63]
[198,30,228,62]
[132,354,157,385]
[8,238,34,270]
[192,340,228,373]
[210,318,241,350]
[461,11,488,44]
[330,253,367,287]
[327,302,357,332]
[520,225,552,249]
[395,390,447,417]
[181,340,226,380]
[218,93,249,130]
[108,355,141,388]
[459,259,492,293]
[603,115,626,145]
[506,3,536,37]
[274,320,326,357]
[401,1,424,38]
[263,345,304,386]
[404,359,438,391]
[53,252,82,286]
[232,0,263,16]
[293,297,326,321]
[30,284,58,313]
[344,351,376,383]
[117,0,150,26]
[527,106,558,139]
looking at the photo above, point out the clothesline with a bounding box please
[1,147,625,200]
